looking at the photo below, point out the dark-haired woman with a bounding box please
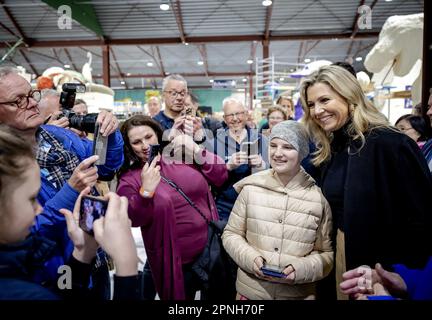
[117,115,227,300]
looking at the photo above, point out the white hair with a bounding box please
[0,66,19,81]
[162,74,187,92]
[222,97,245,113]
[41,89,60,99]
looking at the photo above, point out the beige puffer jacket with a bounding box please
[222,168,333,300]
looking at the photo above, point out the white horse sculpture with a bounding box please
[365,13,423,105]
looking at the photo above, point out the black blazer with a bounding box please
[322,128,432,270]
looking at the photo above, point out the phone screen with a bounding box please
[148,144,161,164]
[261,265,285,278]
[79,195,108,235]
[241,140,259,156]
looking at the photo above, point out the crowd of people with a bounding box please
[0,64,431,301]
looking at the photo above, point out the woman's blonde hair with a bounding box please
[300,65,391,166]
[0,125,35,198]
[267,104,288,121]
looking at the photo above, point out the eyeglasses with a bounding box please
[0,90,41,109]
[163,90,187,99]
[224,111,245,120]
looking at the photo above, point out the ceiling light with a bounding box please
[184,42,189,46]
[242,78,247,82]
[279,77,284,81]
[120,81,125,85]
[304,58,311,63]
[262,0,272,6]
[197,61,204,65]
[147,62,153,67]
[160,1,169,11]
[355,57,363,62]
[289,69,294,72]
[64,64,70,68]
[126,73,131,76]
[385,0,393,2]
[209,79,214,83]
[247,59,254,64]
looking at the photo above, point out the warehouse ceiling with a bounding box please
[0,0,424,89]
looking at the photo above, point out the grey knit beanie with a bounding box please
[269,120,309,161]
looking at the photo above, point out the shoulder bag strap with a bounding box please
[160,175,211,225]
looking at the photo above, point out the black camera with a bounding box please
[59,83,98,133]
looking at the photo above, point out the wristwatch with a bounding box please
[139,186,155,198]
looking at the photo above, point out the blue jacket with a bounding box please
[393,257,432,300]
[210,127,269,221]
[153,110,174,132]
[32,125,124,282]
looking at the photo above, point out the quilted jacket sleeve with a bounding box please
[290,197,334,284]
[221,187,262,275]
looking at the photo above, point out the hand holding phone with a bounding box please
[241,139,259,157]
[93,123,108,165]
[261,264,286,278]
[79,195,109,235]
[147,144,161,164]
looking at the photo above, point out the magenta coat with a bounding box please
[117,150,227,299]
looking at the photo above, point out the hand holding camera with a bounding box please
[46,110,69,128]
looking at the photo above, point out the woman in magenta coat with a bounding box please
[117,115,227,300]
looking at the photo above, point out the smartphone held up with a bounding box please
[92,123,108,165]
[148,144,161,164]
[79,195,109,235]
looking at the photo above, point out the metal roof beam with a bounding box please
[170,0,186,43]
[26,48,63,64]
[264,0,274,40]
[41,0,104,38]
[93,72,255,79]
[19,50,37,76]
[197,44,209,78]
[102,45,110,87]
[64,48,78,71]
[249,41,258,73]
[79,47,102,58]
[0,21,19,39]
[0,0,28,43]
[109,48,128,89]
[346,0,378,59]
[155,46,166,77]
[1,32,379,48]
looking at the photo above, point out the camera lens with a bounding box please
[69,113,98,132]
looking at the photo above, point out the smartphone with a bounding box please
[261,265,286,278]
[79,195,109,235]
[92,123,108,165]
[241,140,259,157]
[148,144,161,164]
[182,107,196,136]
